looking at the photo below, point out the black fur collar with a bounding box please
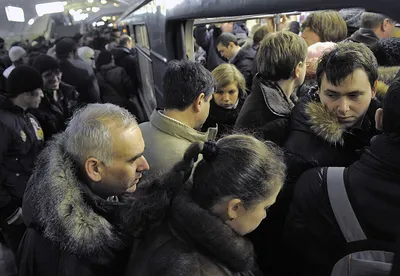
[24,133,127,262]
[170,193,256,273]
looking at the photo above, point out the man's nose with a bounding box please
[337,97,350,115]
[138,156,150,171]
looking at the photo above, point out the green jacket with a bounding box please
[140,110,218,179]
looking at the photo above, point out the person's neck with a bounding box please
[163,109,197,129]
[276,79,295,100]
[10,97,28,111]
[372,27,384,39]
[232,46,241,56]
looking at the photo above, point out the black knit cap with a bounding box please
[371,38,400,67]
[32,54,59,74]
[6,66,43,98]
[382,78,400,134]
[55,37,77,59]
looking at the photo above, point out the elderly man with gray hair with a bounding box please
[17,103,182,276]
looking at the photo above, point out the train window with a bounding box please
[135,24,150,49]
[189,12,306,69]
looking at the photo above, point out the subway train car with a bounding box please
[118,0,400,120]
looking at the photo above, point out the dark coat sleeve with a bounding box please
[235,58,254,90]
[194,25,212,50]
[0,123,20,224]
[284,167,347,276]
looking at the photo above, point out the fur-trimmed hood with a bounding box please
[22,133,128,262]
[305,101,345,145]
[290,96,379,146]
[169,192,256,273]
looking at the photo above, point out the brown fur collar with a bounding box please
[305,101,345,146]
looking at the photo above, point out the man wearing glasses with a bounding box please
[31,54,81,140]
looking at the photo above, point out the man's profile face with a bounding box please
[319,69,376,129]
[217,43,235,60]
[99,126,149,196]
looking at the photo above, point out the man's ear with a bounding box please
[382,19,390,32]
[375,108,384,131]
[294,61,303,79]
[193,92,205,113]
[85,157,104,182]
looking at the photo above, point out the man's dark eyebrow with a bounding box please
[127,152,144,163]
[324,89,362,94]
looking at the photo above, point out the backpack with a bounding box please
[326,167,394,276]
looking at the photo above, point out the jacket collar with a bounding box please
[305,99,378,146]
[170,192,256,273]
[0,94,25,114]
[257,76,294,117]
[150,109,217,142]
[24,133,128,262]
[359,134,400,180]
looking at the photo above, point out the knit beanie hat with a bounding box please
[32,54,59,74]
[6,66,43,97]
[371,38,400,67]
[56,37,77,59]
[339,8,365,36]
[8,46,27,62]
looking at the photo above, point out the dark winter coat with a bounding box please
[59,59,94,104]
[247,92,379,275]
[96,64,143,118]
[125,192,260,276]
[194,24,249,71]
[194,25,226,71]
[231,46,256,90]
[29,82,80,141]
[0,95,44,225]
[112,47,140,90]
[284,92,380,186]
[235,76,294,146]
[344,28,380,47]
[202,95,245,139]
[18,133,182,276]
[285,134,400,275]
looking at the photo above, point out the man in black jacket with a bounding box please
[250,43,380,275]
[56,37,100,103]
[194,22,249,71]
[216,33,256,90]
[285,78,400,276]
[284,43,380,185]
[235,31,307,146]
[111,35,140,92]
[31,54,80,140]
[0,66,44,255]
[345,12,396,47]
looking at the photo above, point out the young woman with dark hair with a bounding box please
[125,134,286,276]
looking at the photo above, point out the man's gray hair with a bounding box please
[65,103,138,166]
[119,35,133,47]
[361,12,395,29]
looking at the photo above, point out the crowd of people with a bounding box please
[0,8,399,276]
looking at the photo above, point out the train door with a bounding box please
[132,24,157,121]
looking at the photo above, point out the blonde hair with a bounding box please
[212,64,247,96]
